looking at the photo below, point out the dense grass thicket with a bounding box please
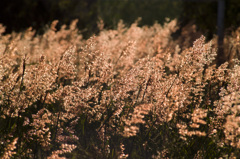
[1,19,240,158]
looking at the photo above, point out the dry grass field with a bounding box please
[0,19,240,158]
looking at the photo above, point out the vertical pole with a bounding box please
[217,0,225,66]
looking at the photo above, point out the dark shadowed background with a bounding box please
[0,0,239,38]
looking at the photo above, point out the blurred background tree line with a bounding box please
[0,0,240,39]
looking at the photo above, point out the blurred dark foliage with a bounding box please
[0,0,99,37]
[96,0,182,28]
[182,0,240,40]
[0,0,239,38]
